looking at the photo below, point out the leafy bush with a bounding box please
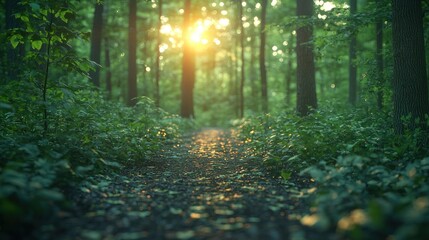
[0,85,190,237]
[239,106,393,176]
[301,156,429,240]
[238,105,429,239]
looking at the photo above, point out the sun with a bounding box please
[187,18,229,45]
[158,16,230,52]
[190,24,205,43]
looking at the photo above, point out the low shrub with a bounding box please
[0,85,190,237]
[238,105,429,239]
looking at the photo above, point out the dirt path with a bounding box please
[49,129,309,240]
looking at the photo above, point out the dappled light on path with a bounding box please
[52,129,308,240]
[189,129,238,159]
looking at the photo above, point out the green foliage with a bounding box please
[301,156,429,239]
[0,84,189,237]
[239,105,429,239]
[239,105,393,175]
[1,2,194,236]
[8,1,91,76]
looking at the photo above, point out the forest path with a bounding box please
[53,129,309,240]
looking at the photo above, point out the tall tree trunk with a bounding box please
[348,0,357,106]
[375,0,384,110]
[181,0,196,118]
[234,15,240,118]
[103,1,111,99]
[155,0,162,107]
[296,0,317,116]
[392,0,429,133]
[104,37,112,99]
[89,3,104,87]
[228,55,237,116]
[285,34,294,106]
[5,0,23,82]
[249,32,258,112]
[260,0,268,113]
[238,1,245,118]
[128,0,138,106]
[142,27,149,97]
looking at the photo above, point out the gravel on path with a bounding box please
[48,129,312,240]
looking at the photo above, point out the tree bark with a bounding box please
[89,3,104,87]
[155,0,162,107]
[285,34,294,106]
[348,0,357,106]
[238,1,245,118]
[181,0,196,118]
[296,0,317,116]
[104,37,112,99]
[128,0,138,106]
[249,31,258,112]
[392,0,429,133]
[260,0,268,113]
[5,0,23,82]
[375,0,384,110]
[142,26,149,97]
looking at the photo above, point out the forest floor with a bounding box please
[42,129,321,240]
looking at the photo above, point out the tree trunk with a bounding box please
[296,0,317,116]
[249,32,258,112]
[155,0,162,107]
[89,3,104,87]
[260,0,268,113]
[181,0,196,118]
[128,0,138,106]
[285,34,294,106]
[348,0,357,106]
[5,0,23,82]
[392,0,429,133]
[375,0,384,110]
[104,37,112,99]
[239,1,245,118]
[142,27,149,97]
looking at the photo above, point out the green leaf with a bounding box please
[37,189,64,201]
[19,144,40,158]
[127,211,151,218]
[10,34,22,48]
[280,170,292,180]
[29,3,40,11]
[0,102,13,112]
[98,158,122,168]
[31,40,43,50]
[76,165,94,176]
[19,15,30,24]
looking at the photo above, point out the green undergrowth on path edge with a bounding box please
[0,87,194,238]
[238,105,429,240]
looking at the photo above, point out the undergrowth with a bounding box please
[239,105,429,239]
[0,82,192,238]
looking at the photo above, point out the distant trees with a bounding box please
[296,0,317,116]
[89,2,104,87]
[392,0,429,133]
[128,0,138,106]
[1,0,421,129]
[181,0,195,118]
